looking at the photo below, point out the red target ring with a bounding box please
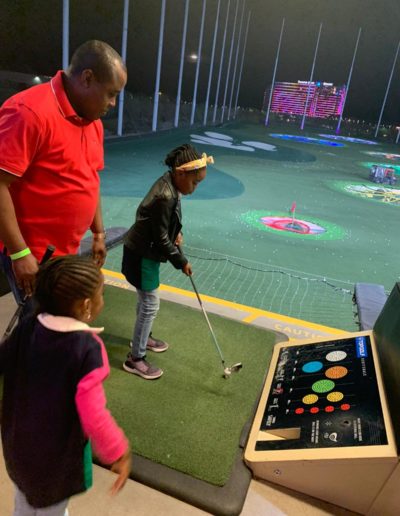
[268,218,311,234]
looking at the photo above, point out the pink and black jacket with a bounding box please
[0,313,128,508]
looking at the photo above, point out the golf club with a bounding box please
[178,246,242,379]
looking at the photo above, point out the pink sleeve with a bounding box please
[75,334,129,465]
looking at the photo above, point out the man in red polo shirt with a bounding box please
[0,40,127,299]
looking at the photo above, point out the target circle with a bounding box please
[241,211,345,240]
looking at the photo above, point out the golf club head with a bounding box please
[222,363,243,379]
[223,368,231,379]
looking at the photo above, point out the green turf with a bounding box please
[97,285,276,486]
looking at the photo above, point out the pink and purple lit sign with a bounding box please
[264,81,346,119]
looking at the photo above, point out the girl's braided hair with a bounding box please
[164,143,201,170]
[35,255,102,316]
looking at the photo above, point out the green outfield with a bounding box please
[100,122,400,330]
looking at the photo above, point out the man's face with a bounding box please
[81,62,127,121]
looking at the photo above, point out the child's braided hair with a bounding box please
[164,143,201,170]
[35,255,102,316]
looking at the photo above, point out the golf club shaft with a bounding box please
[39,244,56,265]
[2,244,56,340]
[177,245,226,366]
[187,271,225,365]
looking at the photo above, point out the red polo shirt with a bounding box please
[0,71,104,259]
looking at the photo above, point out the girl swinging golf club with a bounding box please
[121,144,211,380]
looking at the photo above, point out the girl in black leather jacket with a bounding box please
[121,144,213,380]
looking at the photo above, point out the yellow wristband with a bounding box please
[10,247,31,261]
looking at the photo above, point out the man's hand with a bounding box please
[110,450,132,495]
[92,238,107,268]
[12,253,39,296]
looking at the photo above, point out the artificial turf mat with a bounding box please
[97,284,276,487]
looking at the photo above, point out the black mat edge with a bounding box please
[95,413,255,516]
[127,447,252,516]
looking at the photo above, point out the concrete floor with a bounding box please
[0,289,357,515]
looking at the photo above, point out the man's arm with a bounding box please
[90,191,106,268]
[0,170,38,295]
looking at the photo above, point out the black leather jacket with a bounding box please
[123,172,188,269]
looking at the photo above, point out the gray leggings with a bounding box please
[14,486,69,516]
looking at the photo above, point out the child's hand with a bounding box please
[110,449,132,495]
[175,232,183,246]
[182,262,192,276]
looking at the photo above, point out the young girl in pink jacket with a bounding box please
[0,255,131,515]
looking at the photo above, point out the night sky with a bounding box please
[1,0,400,122]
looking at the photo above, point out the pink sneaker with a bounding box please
[123,357,163,380]
[147,333,169,353]
[129,333,169,353]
